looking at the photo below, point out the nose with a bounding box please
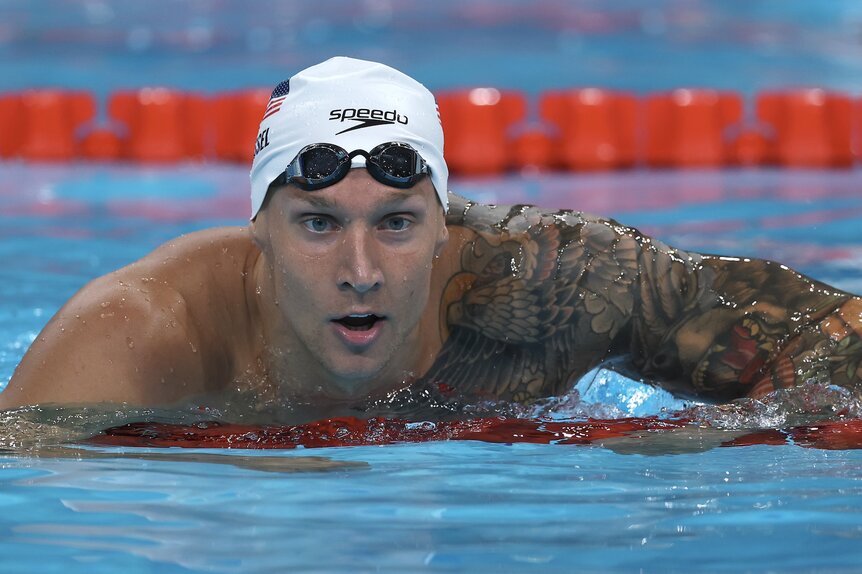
[337,226,383,293]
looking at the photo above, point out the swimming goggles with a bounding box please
[273,141,430,191]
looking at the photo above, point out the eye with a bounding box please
[381,216,412,232]
[302,216,335,233]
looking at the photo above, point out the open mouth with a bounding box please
[333,314,384,331]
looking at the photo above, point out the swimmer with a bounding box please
[3,56,862,418]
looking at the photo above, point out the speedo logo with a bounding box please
[329,108,408,135]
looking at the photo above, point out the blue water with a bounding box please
[2,443,862,573]
[5,2,862,572]
[3,163,862,573]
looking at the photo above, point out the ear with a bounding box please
[434,217,449,257]
[248,212,268,250]
[249,182,285,249]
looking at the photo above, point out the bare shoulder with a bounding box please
[142,226,257,279]
[1,226,260,409]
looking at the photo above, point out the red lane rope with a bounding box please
[1,87,857,169]
[86,416,862,450]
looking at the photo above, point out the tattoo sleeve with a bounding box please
[421,194,862,404]
[632,249,859,401]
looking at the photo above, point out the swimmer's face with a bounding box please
[251,170,448,397]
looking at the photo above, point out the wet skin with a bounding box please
[247,170,449,404]
[3,170,862,416]
[1,172,457,415]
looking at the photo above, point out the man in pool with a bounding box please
[3,56,862,418]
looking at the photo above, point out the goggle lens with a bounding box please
[374,145,414,179]
[299,146,345,180]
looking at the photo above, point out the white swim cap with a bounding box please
[249,56,448,219]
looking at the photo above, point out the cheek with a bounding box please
[281,254,326,291]
[393,252,435,305]
[268,241,330,298]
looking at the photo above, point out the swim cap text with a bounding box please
[254,127,270,157]
[329,108,408,125]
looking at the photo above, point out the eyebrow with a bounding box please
[290,191,421,211]
[290,193,337,210]
[376,193,422,210]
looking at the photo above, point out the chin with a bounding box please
[322,355,394,398]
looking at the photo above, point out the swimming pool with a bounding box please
[3,162,862,572]
[5,1,862,572]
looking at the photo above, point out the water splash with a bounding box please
[0,404,216,450]
[1,379,860,452]
[680,381,862,430]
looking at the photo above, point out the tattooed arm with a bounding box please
[422,194,862,404]
[629,237,860,401]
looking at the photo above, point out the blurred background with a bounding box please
[3,0,862,97]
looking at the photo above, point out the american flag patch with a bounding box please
[261,96,286,121]
[261,78,290,121]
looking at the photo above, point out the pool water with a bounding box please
[3,163,862,572]
[6,1,862,571]
[3,442,862,573]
